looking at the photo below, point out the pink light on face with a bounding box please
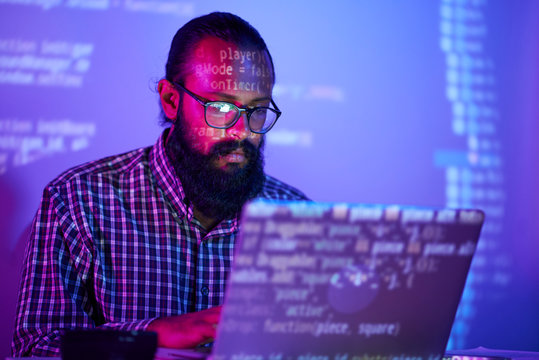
[179,37,274,170]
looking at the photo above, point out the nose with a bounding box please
[226,111,251,141]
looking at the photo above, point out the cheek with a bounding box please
[181,100,224,153]
[187,127,227,154]
[248,133,263,147]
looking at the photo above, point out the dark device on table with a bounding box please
[61,329,157,360]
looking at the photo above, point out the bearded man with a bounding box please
[12,12,307,357]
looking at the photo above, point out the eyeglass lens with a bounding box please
[205,102,277,133]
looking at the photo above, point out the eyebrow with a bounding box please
[212,92,272,103]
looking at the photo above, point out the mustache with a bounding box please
[209,139,259,160]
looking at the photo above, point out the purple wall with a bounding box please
[0,0,538,357]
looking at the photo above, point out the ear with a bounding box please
[158,79,180,121]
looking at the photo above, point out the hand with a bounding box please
[146,306,222,349]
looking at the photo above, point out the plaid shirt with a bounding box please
[12,130,308,357]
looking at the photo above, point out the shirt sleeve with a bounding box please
[11,186,155,357]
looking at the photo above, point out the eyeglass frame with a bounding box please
[173,81,281,134]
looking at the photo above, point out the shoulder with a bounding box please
[259,174,310,201]
[48,146,151,191]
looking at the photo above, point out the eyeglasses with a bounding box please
[173,82,281,134]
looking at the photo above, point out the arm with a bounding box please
[12,185,222,356]
[11,186,152,356]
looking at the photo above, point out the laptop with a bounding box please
[159,200,484,360]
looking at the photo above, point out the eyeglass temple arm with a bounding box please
[173,81,207,106]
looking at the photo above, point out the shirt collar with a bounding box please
[149,128,192,221]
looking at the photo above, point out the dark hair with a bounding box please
[160,12,275,125]
[166,12,274,82]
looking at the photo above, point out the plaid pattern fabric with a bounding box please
[12,130,308,357]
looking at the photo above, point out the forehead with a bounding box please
[184,36,274,99]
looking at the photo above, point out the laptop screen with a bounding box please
[213,200,484,360]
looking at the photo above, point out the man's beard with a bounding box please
[165,120,265,221]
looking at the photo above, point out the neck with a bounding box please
[193,206,221,231]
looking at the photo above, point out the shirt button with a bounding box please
[201,286,210,296]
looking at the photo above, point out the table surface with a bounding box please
[6,346,539,360]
